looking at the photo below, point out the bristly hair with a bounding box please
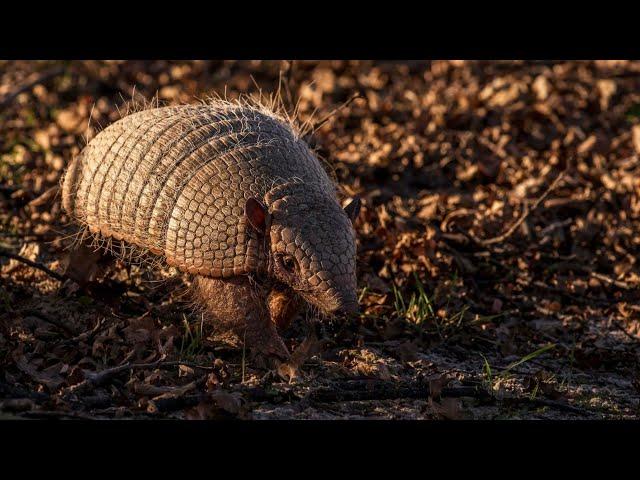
[63,221,168,272]
[111,77,339,184]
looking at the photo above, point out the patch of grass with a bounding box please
[392,272,434,325]
[529,381,540,400]
[357,286,369,303]
[178,314,204,360]
[470,312,508,325]
[392,272,472,338]
[481,343,557,394]
[480,353,493,391]
[441,304,469,332]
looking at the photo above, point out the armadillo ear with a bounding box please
[245,197,269,235]
[344,196,361,222]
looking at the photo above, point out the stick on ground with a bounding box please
[469,171,566,247]
[0,247,67,282]
[64,359,214,396]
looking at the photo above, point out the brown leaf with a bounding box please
[15,356,65,390]
[532,75,550,101]
[56,108,84,133]
[632,125,640,154]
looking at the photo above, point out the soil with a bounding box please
[1,60,639,419]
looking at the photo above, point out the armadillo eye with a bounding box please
[282,255,296,273]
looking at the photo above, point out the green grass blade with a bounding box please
[503,343,556,374]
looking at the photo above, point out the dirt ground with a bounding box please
[1,60,639,420]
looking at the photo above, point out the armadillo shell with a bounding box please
[62,103,335,278]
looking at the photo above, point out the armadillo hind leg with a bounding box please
[192,275,290,360]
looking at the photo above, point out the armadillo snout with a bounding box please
[301,285,359,316]
[333,293,360,315]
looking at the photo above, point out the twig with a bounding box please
[530,281,610,307]
[18,410,100,420]
[27,185,60,208]
[307,93,363,136]
[64,317,105,344]
[539,218,573,237]
[147,393,209,413]
[307,378,491,403]
[0,66,65,109]
[65,359,213,396]
[0,232,57,241]
[133,380,199,397]
[588,270,633,290]
[609,315,640,345]
[0,247,67,282]
[19,308,77,336]
[234,384,299,403]
[503,397,592,416]
[284,60,295,107]
[469,171,566,247]
[307,378,592,416]
[546,261,635,291]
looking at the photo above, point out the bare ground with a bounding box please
[1,60,639,419]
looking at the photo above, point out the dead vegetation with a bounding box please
[1,60,639,419]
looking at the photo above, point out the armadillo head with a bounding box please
[245,181,360,316]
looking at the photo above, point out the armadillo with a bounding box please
[61,101,360,358]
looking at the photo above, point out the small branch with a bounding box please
[147,393,208,414]
[307,378,491,403]
[306,93,363,136]
[27,185,60,208]
[469,171,566,247]
[19,308,77,336]
[539,218,573,237]
[609,315,640,344]
[65,359,213,396]
[503,397,592,416]
[18,410,100,420]
[65,317,106,344]
[0,247,67,282]
[0,232,57,241]
[588,270,633,291]
[307,378,592,417]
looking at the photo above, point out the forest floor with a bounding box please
[1,60,640,419]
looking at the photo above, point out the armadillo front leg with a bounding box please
[192,275,290,360]
[268,288,304,332]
